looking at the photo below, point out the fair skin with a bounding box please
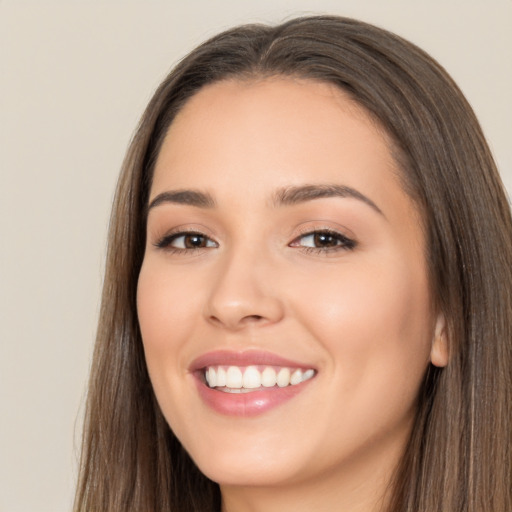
[137,78,447,512]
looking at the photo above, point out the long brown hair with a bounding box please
[74,16,512,511]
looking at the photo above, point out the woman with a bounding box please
[74,15,512,512]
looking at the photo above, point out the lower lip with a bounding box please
[194,376,313,417]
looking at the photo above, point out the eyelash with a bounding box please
[154,231,218,253]
[290,229,357,254]
[154,229,356,254]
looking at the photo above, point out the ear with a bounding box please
[430,313,449,367]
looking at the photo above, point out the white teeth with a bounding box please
[302,369,315,382]
[204,365,315,390]
[225,366,243,388]
[277,367,291,387]
[207,367,216,387]
[242,366,261,389]
[216,366,227,387]
[261,367,277,387]
[290,369,303,385]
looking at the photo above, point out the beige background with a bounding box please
[1,1,510,511]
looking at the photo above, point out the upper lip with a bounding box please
[189,349,316,372]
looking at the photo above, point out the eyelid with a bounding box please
[150,222,357,255]
[152,225,219,252]
[289,225,357,252]
[167,233,217,249]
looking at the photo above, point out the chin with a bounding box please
[195,455,301,487]
[179,428,311,487]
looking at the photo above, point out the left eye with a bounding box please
[173,233,216,249]
[156,232,218,250]
[291,230,356,250]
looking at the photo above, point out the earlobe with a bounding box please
[430,314,449,367]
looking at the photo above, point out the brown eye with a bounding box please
[156,232,218,250]
[291,230,356,251]
[181,234,209,248]
[312,232,340,248]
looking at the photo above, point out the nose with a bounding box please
[203,249,285,331]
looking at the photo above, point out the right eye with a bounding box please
[155,232,218,251]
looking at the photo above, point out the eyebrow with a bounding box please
[272,184,384,216]
[148,189,216,210]
[147,183,383,217]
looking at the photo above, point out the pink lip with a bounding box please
[189,349,314,372]
[189,350,316,417]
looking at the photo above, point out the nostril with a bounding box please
[205,292,285,330]
[208,313,264,328]
[244,315,264,322]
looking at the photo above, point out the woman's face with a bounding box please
[137,78,446,491]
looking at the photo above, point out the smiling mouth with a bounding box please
[204,365,316,392]
[191,352,317,416]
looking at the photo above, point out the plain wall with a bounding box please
[1,1,510,511]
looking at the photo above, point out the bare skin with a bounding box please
[137,77,448,512]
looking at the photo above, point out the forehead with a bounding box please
[151,77,407,216]
[159,77,390,162]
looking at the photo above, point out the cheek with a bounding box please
[136,260,206,434]
[136,260,203,399]
[137,261,198,346]
[292,254,433,392]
